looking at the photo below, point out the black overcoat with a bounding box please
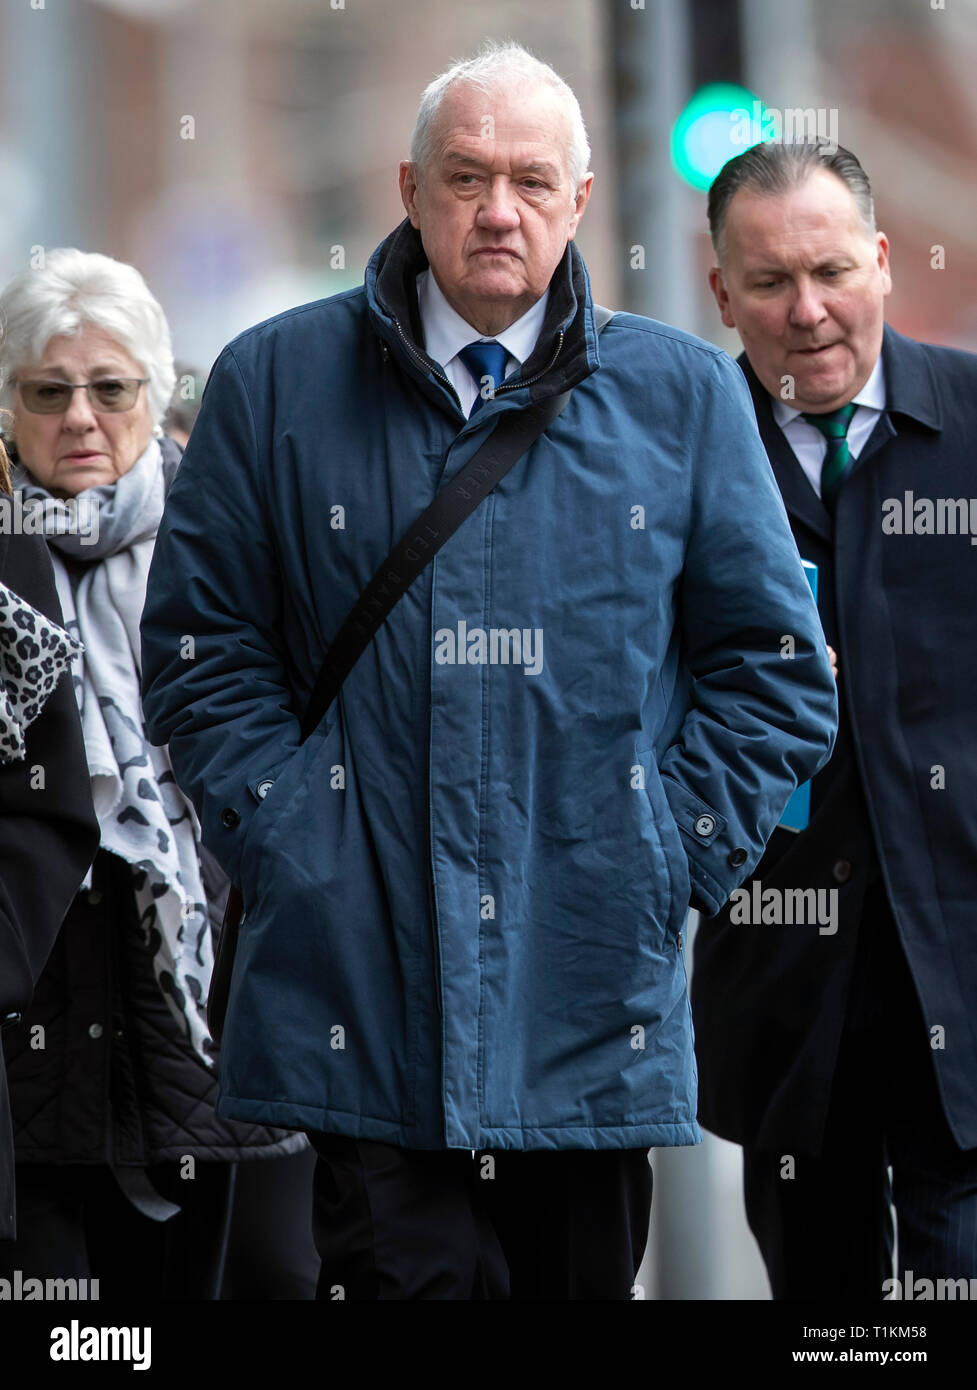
[692,325,977,1156]
[0,528,100,1239]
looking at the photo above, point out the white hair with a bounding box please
[409,40,592,193]
[0,248,175,430]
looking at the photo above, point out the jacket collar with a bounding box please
[738,322,942,543]
[365,218,601,421]
[875,322,942,431]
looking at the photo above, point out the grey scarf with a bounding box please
[13,437,215,1065]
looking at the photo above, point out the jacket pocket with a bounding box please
[237,715,337,909]
[637,749,692,939]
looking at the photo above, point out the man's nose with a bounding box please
[788,280,828,329]
[62,386,99,431]
[476,177,521,229]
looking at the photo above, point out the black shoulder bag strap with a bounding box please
[208,305,615,1042]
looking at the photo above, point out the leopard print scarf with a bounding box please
[0,579,83,762]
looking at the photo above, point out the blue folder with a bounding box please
[779,560,819,834]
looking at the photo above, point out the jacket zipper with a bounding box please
[426,720,446,1151]
[494,329,565,391]
[392,312,564,1015]
[390,315,449,1028]
[393,319,463,412]
[427,842,444,1021]
[391,311,566,1134]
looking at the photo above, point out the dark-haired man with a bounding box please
[694,139,977,1300]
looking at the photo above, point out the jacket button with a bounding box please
[88,1023,104,1040]
[256,780,274,799]
[694,815,716,838]
[832,859,852,884]
[87,889,103,905]
[1,1011,22,1030]
[220,807,241,829]
[728,847,747,868]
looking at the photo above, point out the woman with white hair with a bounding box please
[0,249,306,1298]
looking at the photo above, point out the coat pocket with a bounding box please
[636,747,692,939]
[236,716,338,910]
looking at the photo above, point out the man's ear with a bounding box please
[875,231,893,298]
[567,173,594,240]
[399,161,421,228]
[708,265,737,330]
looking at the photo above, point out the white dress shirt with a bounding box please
[415,268,549,418]
[770,355,886,499]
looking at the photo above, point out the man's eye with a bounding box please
[95,379,124,395]
[37,383,66,398]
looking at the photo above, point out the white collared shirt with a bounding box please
[415,268,549,417]
[770,355,886,499]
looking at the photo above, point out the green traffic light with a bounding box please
[671,83,770,190]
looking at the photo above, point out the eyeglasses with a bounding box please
[14,377,149,415]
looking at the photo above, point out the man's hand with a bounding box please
[827,645,839,680]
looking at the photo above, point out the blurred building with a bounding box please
[0,0,616,365]
[2,0,973,365]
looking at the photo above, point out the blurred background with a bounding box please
[2,0,974,1298]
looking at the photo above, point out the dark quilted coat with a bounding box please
[3,843,304,1165]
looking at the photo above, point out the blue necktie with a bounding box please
[458,340,509,418]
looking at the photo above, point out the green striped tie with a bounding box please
[801,402,857,509]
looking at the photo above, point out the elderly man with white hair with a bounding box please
[141,41,837,1300]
